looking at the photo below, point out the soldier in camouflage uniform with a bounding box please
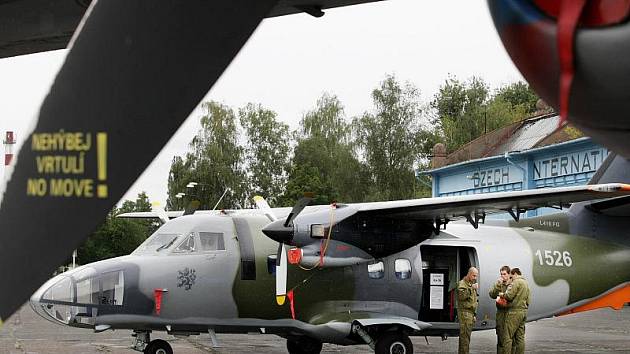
[457,267,479,354]
[489,265,511,353]
[501,267,531,354]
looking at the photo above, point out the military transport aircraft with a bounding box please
[3,0,630,333]
[29,153,630,354]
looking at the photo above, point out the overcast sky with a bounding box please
[0,0,524,207]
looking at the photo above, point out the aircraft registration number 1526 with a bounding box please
[535,249,573,267]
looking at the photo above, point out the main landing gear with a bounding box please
[132,331,173,354]
[374,332,413,354]
[286,336,323,354]
[352,324,414,354]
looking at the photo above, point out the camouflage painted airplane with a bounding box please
[29,153,630,354]
[5,0,630,330]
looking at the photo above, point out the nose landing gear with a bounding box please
[144,339,173,354]
[132,331,173,354]
[374,332,413,354]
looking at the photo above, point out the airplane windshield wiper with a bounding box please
[156,236,178,252]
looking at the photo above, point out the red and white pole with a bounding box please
[4,131,15,167]
[3,131,16,182]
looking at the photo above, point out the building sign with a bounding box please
[533,148,608,180]
[471,167,510,188]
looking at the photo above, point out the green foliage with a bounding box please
[77,192,153,265]
[162,76,539,210]
[431,77,539,152]
[239,103,291,207]
[494,81,539,113]
[431,76,490,152]
[280,94,370,206]
[166,101,247,210]
[355,75,425,200]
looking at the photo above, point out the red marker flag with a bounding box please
[287,289,296,320]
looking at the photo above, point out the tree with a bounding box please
[77,192,153,265]
[166,101,247,210]
[354,75,424,201]
[280,94,369,206]
[431,77,540,153]
[239,103,291,207]
[493,81,539,114]
[431,76,490,152]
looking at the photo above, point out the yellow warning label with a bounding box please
[27,130,108,199]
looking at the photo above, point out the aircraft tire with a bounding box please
[144,339,173,354]
[286,336,323,354]
[374,332,413,354]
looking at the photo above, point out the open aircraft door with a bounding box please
[418,246,478,324]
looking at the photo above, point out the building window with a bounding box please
[368,261,384,279]
[395,259,412,280]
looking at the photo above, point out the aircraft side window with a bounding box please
[175,233,196,253]
[395,259,412,280]
[76,277,100,305]
[72,267,99,305]
[198,232,225,251]
[100,271,124,306]
[368,261,385,279]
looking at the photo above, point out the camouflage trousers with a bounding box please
[458,310,474,354]
[496,310,507,353]
[502,310,526,354]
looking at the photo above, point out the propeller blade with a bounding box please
[151,202,170,224]
[0,0,278,322]
[253,195,278,221]
[276,242,288,306]
[284,192,314,227]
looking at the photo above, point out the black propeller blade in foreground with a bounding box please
[284,192,315,227]
[0,0,278,322]
[262,193,314,244]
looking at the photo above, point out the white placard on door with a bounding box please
[430,273,444,286]
[429,285,444,309]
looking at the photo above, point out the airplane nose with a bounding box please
[29,274,75,325]
[29,265,106,328]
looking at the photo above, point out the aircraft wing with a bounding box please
[327,311,432,332]
[353,183,630,222]
[0,0,383,59]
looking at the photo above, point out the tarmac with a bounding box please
[1,304,629,353]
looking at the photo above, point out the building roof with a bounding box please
[434,113,584,168]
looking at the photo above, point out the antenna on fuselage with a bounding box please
[212,188,231,211]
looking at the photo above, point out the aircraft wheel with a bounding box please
[286,336,323,354]
[144,339,173,354]
[374,332,413,354]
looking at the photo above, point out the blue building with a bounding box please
[424,114,608,217]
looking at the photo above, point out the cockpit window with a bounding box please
[73,267,99,305]
[135,233,180,253]
[42,276,74,303]
[198,232,225,251]
[174,233,196,253]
